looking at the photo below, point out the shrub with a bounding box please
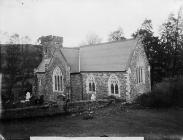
[136,79,183,108]
[104,95,125,103]
[39,95,44,105]
[83,111,94,120]
[171,79,183,107]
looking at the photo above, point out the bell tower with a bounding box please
[38,35,63,58]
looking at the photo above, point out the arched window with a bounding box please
[115,84,118,94]
[108,74,120,96]
[86,75,96,93]
[52,67,63,92]
[136,55,145,84]
[89,83,92,91]
[111,84,114,94]
[92,82,95,91]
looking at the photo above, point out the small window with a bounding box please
[136,66,145,84]
[111,84,114,94]
[86,75,96,93]
[115,84,118,94]
[89,83,92,91]
[136,55,145,84]
[60,76,63,91]
[92,82,95,91]
[108,74,120,96]
[54,75,57,90]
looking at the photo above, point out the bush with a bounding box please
[83,111,94,120]
[104,95,125,103]
[136,79,183,108]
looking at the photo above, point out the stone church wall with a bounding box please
[129,43,151,101]
[70,73,83,101]
[36,73,45,97]
[37,56,70,104]
[81,72,127,100]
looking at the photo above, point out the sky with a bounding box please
[0,0,183,47]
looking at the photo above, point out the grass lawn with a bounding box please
[0,103,183,139]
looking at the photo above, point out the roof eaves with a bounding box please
[62,47,79,50]
[35,71,45,74]
[34,59,44,73]
[79,38,134,48]
[79,70,126,73]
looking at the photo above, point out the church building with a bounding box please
[34,35,151,103]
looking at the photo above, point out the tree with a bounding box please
[132,19,160,63]
[4,45,21,101]
[2,33,32,44]
[160,8,183,77]
[132,19,153,39]
[2,33,34,102]
[9,34,20,44]
[108,27,126,41]
[132,19,163,84]
[0,31,10,44]
[132,8,183,84]
[81,33,102,45]
[21,36,31,44]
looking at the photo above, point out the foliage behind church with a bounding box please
[0,44,43,102]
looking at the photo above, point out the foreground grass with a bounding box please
[0,103,183,139]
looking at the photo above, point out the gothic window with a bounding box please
[136,55,145,84]
[86,75,96,93]
[108,74,120,96]
[89,83,92,91]
[52,67,63,92]
[45,47,47,54]
[115,84,118,94]
[92,82,95,91]
[111,84,114,94]
[39,79,42,87]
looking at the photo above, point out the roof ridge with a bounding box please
[79,38,135,48]
[62,47,79,50]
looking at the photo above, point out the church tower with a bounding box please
[38,35,63,58]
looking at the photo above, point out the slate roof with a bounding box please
[35,39,139,73]
[61,48,79,73]
[79,39,138,72]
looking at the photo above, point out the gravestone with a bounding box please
[25,92,31,101]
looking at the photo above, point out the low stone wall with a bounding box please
[67,99,111,113]
[0,99,112,120]
[1,103,64,120]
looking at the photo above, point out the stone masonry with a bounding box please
[70,72,127,101]
[70,73,83,101]
[128,42,151,101]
